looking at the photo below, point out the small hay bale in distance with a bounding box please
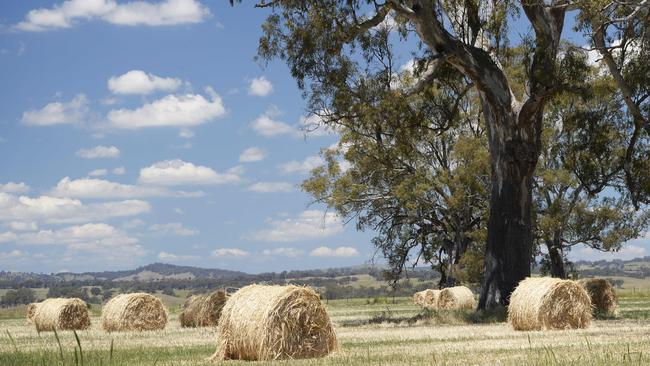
[578,278,619,316]
[179,290,228,327]
[437,286,476,310]
[508,277,592,331]
[211,284,338,361]
[102,292,168,332]
[31,298,91,332]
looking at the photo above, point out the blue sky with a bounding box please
[0,1,646,274]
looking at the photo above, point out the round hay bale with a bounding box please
[413,290,426,306]
[179,290,228,327]
[437,286,476,310]
[211,284,338,361]
[508,277,592,331]
[101,293,168,332]
[26,303,37,323]
[578,278,619,315]
[421,289,440,309]
[32,298,90,332]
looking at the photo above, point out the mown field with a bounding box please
[1,291,650,366]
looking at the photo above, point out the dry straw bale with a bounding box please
[101,293,168,332]
[211,284,338,361]
[578,278,619,315]
[179,290,228,327]
[508,277,592,331]
[413,290,426,306]
[31,298,91,332]
[26,303,37,323]
[437,286,476,310]
[421,289,441,309]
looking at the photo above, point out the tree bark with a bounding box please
[547,236,566,279]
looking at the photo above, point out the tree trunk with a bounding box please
[547,234,566,278]
[478,102,540,309]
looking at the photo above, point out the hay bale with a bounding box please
[31,298,90,332]
[421,289,440,309]
[437,286,476,310]
[508,277,592,331]
[211,284,338,361]
[179,290,228,327]
[26,303,37,323]
[101,293,168,332]
[413,290,426,306]
[578,278,619,315]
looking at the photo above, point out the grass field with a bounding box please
[1,293,650,366]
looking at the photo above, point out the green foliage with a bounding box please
[0,288,35,306]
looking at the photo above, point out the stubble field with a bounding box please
[1,293,650,366]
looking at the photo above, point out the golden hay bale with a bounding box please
[578,278,619,315]
[413,290,426,306]
[101,293,168,332]
[210,284,338,361]
[508,277,592,331]
[26,303,37,323]
[31,298,90,332]
[437,286,476,310]
[179,290,228,327]
[421,289,441,309]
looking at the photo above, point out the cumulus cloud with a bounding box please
[0,192,150,224]
[0,250,29,262]
[5,221,38,232]
[138,159,241,186]
[262,247,304,257]
[211,248,249,257]
[158,251,198,261]
[247,182,293,193]
[15,0,211,32]
[0,182,30,194]
[76,145,120,159]
[239,147,266,163]
[108,70,182,95]
[107,88,225,129]
[88,169,108,177]
[248,76,273,97]
[310,246,359,257]
[250,108,299,137]
[149,222,198,236]
[279,155,325,175]
[0,231,18,243]
[21,94,88,126]
[50,177,201,199]
[251,210,344,242]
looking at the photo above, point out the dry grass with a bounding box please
[179,290,228,327]
[508,277,592,331]
[102,293,168,332]
[31,298,90,332]
[211,284,338,361]
[579,278,619,316]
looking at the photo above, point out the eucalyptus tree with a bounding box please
[237,0,650,308]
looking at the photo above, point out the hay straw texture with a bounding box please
[101,293,168,332]
[211,284,338,361]
[179,290,228,327]
[508,277,592,331]
[416,289,440,309]
[437,286,476,310]
[26,303,37,323]
[413,290,426,306]
[31,298,91,332]
[578,278,619,315]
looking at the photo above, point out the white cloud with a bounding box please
[158,251,198,261]
[21,94,88,126]
[0,250,28,262]
[239,147,266,163]
[15,0,210,32]
[251,210,344,242]
[0,232,18,243]
[149,222,198,236]
[50,177,201,199]
[211,248,249,257]
[179,128,194,138]
[138,159,241,186]
[6,221,38,232]
[112,167,126,175]
[251,108,299,137]
[262,247,304,257]
[76,145,120,159]
[108,70,182,95]
[88,169,108,177]
[299,112,336,137]
[0,192,150,224]
[280,155,325,175]
[248,76,273,97]
[107,89,225,129]
[310,246,359,257]
[247,182,293,193]
[0,182,30,194]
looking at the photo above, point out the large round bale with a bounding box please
[578,278,619,315]
[210,284,338,361]
[179,290,228,327]
[508,277,592,331]
[101,293,168,332]
[413,290,426,306]
[421,289,440,309]
[26,303,37,323]
[31,298,91,332]
[437,286,476,310]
